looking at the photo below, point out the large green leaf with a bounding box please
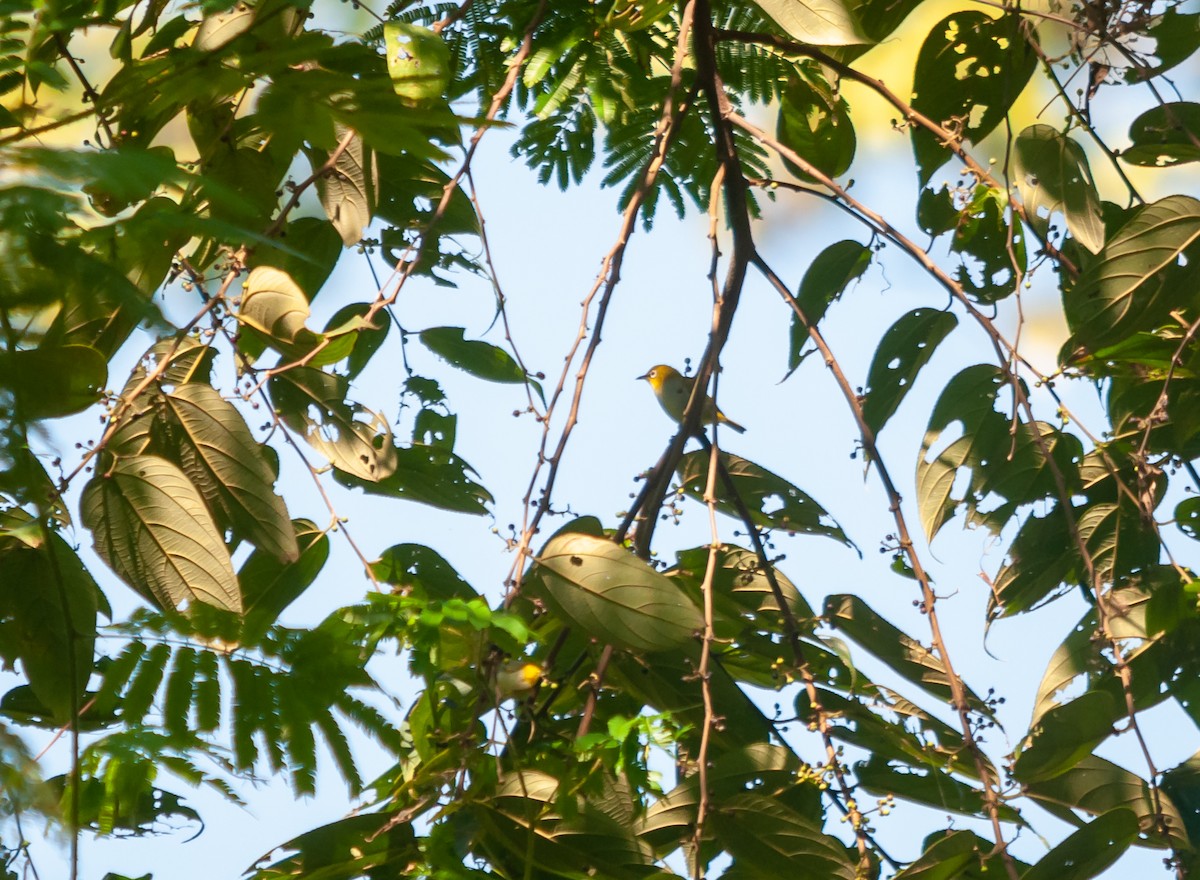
[238,266,323,353]
[1123,102,1200,167]
[777,71,856,183]
[910,12,1037,185]
[862,308,957,438]
[270,366,397,482]
[419,327,540,402]
[332,444,492,514]
[0,535,101,721]
[238,520,330,646]
[1013,125,1105,255]
[162,383,298,562]
[81,455,241,613]
[677,450,853,547]
[639,744,815,852]
[1020,809,1139,880]
[1024,754,1190,851]
[1063,195,1200,353]
[528,532,702,653]
[823,594,991,714]
[855,754,1017,821]
[917,365,1082,540]
[893,830,1018,880]
[751,0,870,46]
[384,21,451,102]
[1011,690,1119,783]
[710,793,856,880]
[0,344,106,419]
[371,543,476,600]
[788,240,871,370]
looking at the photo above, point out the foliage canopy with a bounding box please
[1,0,1199,878]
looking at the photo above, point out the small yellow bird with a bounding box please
[494,660,542,697]
[638,364,746,434]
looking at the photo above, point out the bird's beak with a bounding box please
[636,371,650,380]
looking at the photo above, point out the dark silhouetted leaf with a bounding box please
[862,308,957,437]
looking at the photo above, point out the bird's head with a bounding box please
[637,364,679,393]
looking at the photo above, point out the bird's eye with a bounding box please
[649,369,657,377]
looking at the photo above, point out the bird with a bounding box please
[494,660,542,697]
[638,364,746,434]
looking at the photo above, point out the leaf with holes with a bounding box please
[270,366,397,483]
[385,21,451,102]
[1124,102,1200,167]
[788,240,871,371]
[917,365,1082,540]
[678,450,854,548]
[910,12,1037,185]
[81,455,241,612]
[419,326,543,404]
[527,532,702,653]
[862,308,957,438]
[163,383,297,562]
[1013,125,1105,255]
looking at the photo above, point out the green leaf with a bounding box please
[710,793,856,880]
[238,520,330,645]
[862,308,957,438]
[640,744,815,852]
[1020,809,1139,880]
[910,12,1037,185]
[917,365,1082,540]
[528,532,703,653]
[855,754,1017,821]
[371,543,476,600]
[677,450,854,547]
[419,326,538,397]
[81,455,242,613]
[751,0,870,46]
[1024,754,1190,851]
[893,830,1011,880]
[332,444,492,514]
[162,382,298,563]
[0,344,106,419]
[1063,195,1200,353]
[1013,125,1105,255]
[270,366,398,483]
[0,536,100,721]
[824,594,990,713]
[777,71,856,183]
[788,240,871,370]
[1012,691,1119,783]
[1123,102,1200,167]
[238,266,323,354]
[326,303,389,380]
[315,125,376,247]
[384,21,451,102]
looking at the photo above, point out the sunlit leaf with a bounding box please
[163,383,298,562]
[528,532,702,653]
[315,125,376,247]
[270,366,398,482]
[81,456,241,613]
[710,793,856,879]
[911,12,1037,185]
[1014,125,1105,255]
[384,21,451,102]
[751,0,870,46]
